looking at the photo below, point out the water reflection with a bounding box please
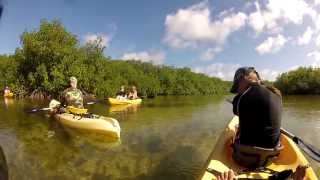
[0,96,319,179]
[3,98,13,109]
[109,104,140,114]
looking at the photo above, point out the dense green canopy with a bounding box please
[0,20,229,98]
[274,67,320,95]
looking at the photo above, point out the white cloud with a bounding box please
[193,63,240,80]
[315,0,320,6]
[259,69,279,81]
[200,47,222,61]
[193,63,279,81]
[307,51,320,67]
[315,15,320,31]
[248,2,278,33]
[288,65,300,71]
[297,26,314,45]
[256,34,287,55]
[164,2,247,48]
[316,34,320,47]
[84,34,110,48]
[268,0,316,23]
[248,0,316,34]
[121,51,166,65]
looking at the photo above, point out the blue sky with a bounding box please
[0,0,320,80]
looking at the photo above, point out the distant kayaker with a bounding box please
[116,85,127,100]
[128,86,138,100]
[230,67,282,168]
[3,86,11,95]
[61,76,84,108]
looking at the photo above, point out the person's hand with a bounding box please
[293,165,309,180]
[217,169,235,180]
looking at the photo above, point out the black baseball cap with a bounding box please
[230,67,259,93]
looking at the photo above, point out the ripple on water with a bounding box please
[0,96,320,179]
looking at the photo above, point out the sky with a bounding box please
[0,0,320,80]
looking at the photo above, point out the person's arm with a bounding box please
[232,95,240,115]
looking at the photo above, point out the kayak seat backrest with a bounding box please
[232,141,284,168]
[66,106,88,115]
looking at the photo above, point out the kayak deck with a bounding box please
[200,116,318,179]
[55,113,121,140]
[108,97,142,105]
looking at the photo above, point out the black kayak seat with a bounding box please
[232,141,284,168]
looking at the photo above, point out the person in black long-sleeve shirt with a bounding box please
[230,67,282,167]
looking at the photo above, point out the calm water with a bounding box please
[0,96,319,179]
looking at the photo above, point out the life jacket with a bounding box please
[64,88,84,108]
[66,106,87,115]
[232,140,284,168]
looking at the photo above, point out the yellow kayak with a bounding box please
[109,104,137,113]
[200,116,318,180]
[3,92,14,98]
[54,113,121,140]
[108,97,142,105]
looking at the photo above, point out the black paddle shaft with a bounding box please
[281,128,320,162]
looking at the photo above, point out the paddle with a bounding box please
[25,107,52,113]
[206,167,294,179]
[280,128,320,162]
[225,98,320,163]
[86,101,98,105]
[26,99,99,113]
[86,98,110,105]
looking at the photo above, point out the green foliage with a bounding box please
[274,67,320,94]
[0,20,229,98]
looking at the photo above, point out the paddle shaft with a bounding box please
[26,107,52,113]
[280,128,295,139]
[281,128,320,162]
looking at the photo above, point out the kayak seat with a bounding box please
[232,141,284,168]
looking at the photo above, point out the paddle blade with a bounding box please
[86,101,96,105]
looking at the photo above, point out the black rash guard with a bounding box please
[232,84,282,148]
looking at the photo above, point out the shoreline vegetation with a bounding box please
[0,20,230,99]
[1,20,318,99]
[274,67,320,95]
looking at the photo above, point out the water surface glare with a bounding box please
[0,96,319,179]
